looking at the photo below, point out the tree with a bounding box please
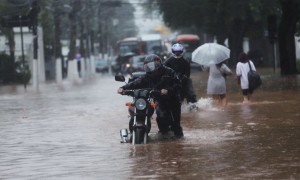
[149,0,267,63]
[68,0,81,61]
[0,0,33,83]
[278,0,299,75]
[97,1,137,55]
[148,0,300,74]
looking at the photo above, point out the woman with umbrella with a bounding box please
[192,43,233,106]
[206,62,233,106]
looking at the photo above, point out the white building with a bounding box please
[0,26,45,84]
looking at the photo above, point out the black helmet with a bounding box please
[171,43,184,58]
[144,54,162,73]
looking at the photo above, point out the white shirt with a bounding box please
[236,60,256,89]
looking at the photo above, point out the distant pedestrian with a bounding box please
[206,62,233,107]
[76,53,81,77]
[236,52,257,103]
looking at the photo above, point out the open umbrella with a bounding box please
[192,43,230,66]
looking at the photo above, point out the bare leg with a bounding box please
[212,95,220,106]
[221,96,227,107]
[248,94,252,101]
[243,95,249,103]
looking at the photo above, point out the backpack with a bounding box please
[248,61,262,90]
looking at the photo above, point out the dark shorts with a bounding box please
[242,89,254,96]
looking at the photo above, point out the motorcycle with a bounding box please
[115,72,157,144]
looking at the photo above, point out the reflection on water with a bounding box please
[238,103,254,120]
[0,72,300,179]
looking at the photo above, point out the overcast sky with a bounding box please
[129,0,164,35]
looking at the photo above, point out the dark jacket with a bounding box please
[164,56,191,79]
[121,65,181,102]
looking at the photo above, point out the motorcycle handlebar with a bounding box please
[149,90,161,96]
[121,90,134,96]
[120,89,161,97]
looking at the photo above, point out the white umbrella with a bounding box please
[192,43,230,66]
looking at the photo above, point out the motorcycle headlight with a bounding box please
[135,98,147,110]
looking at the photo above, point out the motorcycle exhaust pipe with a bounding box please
[120,128,128,143]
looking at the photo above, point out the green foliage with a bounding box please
[38,0,137,58]
[149,0,300,74]
[15,57,31,84]
[39,1,54,43]
[0,53,13,84]
[152,0,279,40]
[0,0,31,16]
[0,53,31,84]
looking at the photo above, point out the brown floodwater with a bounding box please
[0,70,299,179]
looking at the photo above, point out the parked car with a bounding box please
[95,59,108,73]
[131,55,146,72]
[106,56,119,73]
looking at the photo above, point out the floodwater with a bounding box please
[0,70,299,179]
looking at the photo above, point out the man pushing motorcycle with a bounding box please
[117,54,184,138]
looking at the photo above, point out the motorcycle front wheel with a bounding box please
[133,127,147,144]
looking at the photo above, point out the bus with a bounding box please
[114,37,145,74]
[115,37,145,57]
[116,34,168,58]
[140,33,168,59]
[114,35,168,74]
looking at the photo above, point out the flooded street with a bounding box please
[0,71,300,179]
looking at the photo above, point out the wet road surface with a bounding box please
[0,71,300,179]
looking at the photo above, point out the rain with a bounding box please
[0,0,300,179]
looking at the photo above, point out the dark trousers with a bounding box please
[156,101,182,135]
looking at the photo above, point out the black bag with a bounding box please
[248,61,262,90]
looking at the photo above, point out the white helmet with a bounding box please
[171,43,184,58]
